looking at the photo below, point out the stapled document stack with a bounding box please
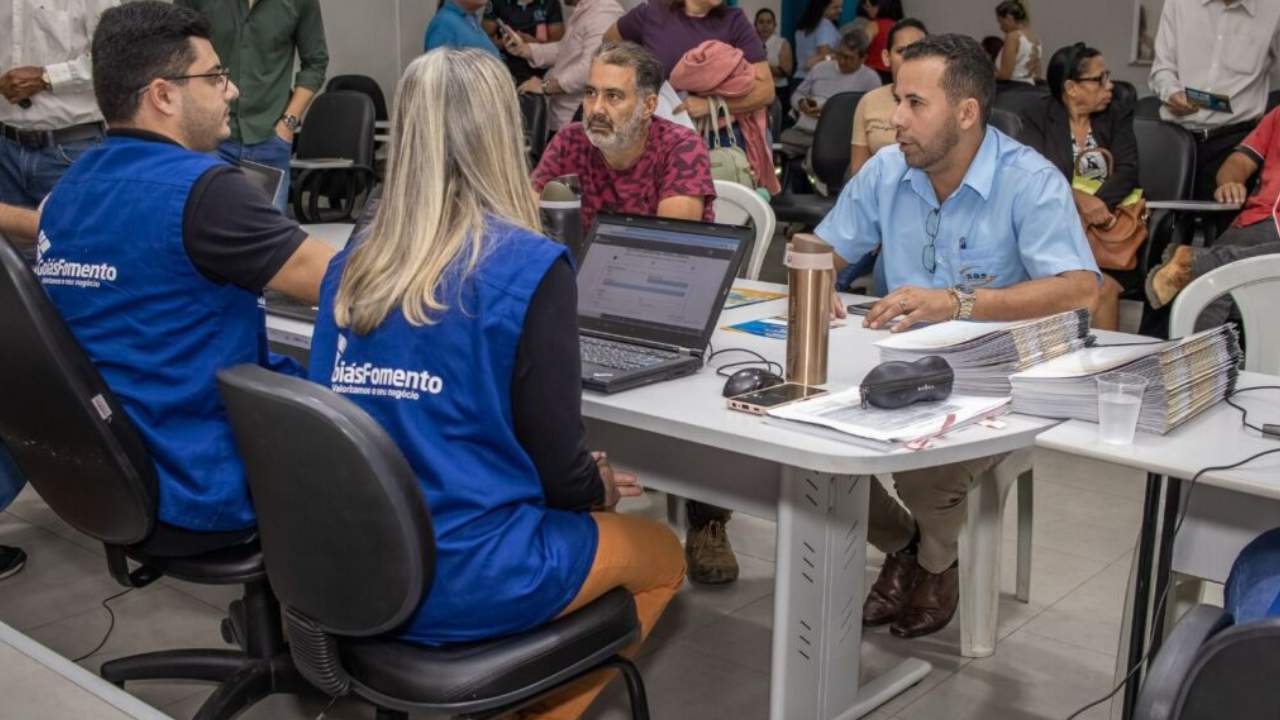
[1009,325,1242,434]
[875,309,1092,395]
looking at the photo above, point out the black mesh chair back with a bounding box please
[0,237,155,546]
[811,91,863,192]
[1135,117,1196,202]
[993,83,1047,118]
[296,91,376,168]
[326,74,389,123]
[520,92,549,160]
[217,364,432,637]
[1269,89,1280,113]
[989,108,1025,142]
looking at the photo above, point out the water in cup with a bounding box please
[1096,372,1148,445]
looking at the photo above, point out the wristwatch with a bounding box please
[279,113,301,133]
[40,68,51,90]
[952,284,977,321]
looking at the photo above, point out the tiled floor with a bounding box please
[0,448,1149,720]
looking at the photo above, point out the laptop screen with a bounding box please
[576,214,748,350]
[237,159,285,204]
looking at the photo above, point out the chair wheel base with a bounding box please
[101,649,308,720]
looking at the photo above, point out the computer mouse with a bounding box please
[722,367,785,398]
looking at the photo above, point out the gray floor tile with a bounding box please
[24,583,231,709]
[648,552,775,644]
[895,630,1115,720]
[1020,553,1132,657]
[4,484,105,556]
[0,515,124,631]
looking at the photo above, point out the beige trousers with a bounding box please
[866,453,1008,574]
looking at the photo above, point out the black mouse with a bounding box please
[722,367,784,398]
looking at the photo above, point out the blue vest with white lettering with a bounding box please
[308,219,597,645]
[38,134,286,531]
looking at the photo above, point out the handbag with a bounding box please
[1075,148,1148,271]
[697,96,757,189]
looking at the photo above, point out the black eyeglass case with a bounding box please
[859,356,955,409]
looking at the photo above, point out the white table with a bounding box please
[1035,374,1280,719]
[0,619,172,719]
[265,280,1062,720]
[1144,200,1242,212]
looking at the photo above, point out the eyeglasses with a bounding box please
[163,69,231,91]
[1075,71,1111,85]
[922,207,940,274]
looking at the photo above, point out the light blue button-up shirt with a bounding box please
[816,126,1100,292]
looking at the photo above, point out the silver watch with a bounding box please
[279,114,301,133]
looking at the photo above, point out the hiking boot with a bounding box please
[685,520,739,585]
[0,545,27,581]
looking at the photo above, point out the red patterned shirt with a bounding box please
[532,116,717,232]
[1235,106,1280,232]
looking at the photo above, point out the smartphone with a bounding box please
[846,300,878,316]
[727,383,828,415]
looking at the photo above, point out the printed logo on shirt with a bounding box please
[329,333,445,401]
[33,232,120,289]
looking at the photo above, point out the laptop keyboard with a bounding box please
[580,336,679,371]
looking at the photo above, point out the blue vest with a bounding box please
[308,220,597,645]
[38,134,293,531]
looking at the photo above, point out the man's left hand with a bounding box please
[864,286,957,333]
[673,95,711,119]
[1,66,47,103]
[517,76,544,94]
[274,120,294,143]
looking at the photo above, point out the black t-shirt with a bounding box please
[107,129,305,293]
[486,0,564,83]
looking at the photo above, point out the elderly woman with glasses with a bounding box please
[1020,43,1140,330]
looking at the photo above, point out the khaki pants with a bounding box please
[866,454,1008,574]
[516,512,686,720]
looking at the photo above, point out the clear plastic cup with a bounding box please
[1096,372,1148,445]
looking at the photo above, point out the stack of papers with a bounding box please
[875,309,1092,395]
[767,386,1011,447]
[1009,325,1241,434]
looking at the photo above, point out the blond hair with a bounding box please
[333,48,540,333]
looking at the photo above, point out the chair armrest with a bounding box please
[1133,604,1231,720]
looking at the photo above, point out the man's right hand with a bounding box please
[592,451,642,510]
[1215,181,1248,205]
[1165,91,1199,117]
[829,287,848,320]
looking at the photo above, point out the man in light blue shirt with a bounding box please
[425,0,500,55]
[814,34,1099,640]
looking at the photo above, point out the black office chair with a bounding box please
[1134,605,1280,720]
[520,92,549,162]
[292,90,377,223]
[770,91,863,228]
[1112,80,1138,113]
[993,82,1047,118]
[217,364,651,720]
[0,238,304,720]
[1134,116,1197,277]
[1268,89,1280,113]
[326,74,389,124]
[989,108,1025,142]
[1136,95,1164,120]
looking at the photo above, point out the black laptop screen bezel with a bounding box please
[576,213,750,352]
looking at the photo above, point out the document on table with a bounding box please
[723,287,787,310]
[768,386,1011,445]
[723,314,844,339]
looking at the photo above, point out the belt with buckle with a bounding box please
[1188,120,1257,143]
[0,120,105,149]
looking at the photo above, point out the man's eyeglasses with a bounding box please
[922,207,940,274]
[162,69,231,91]
[1075,71,1111,85]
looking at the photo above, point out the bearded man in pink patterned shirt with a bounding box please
[531,41,717,231]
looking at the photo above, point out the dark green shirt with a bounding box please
[176,0,329,144]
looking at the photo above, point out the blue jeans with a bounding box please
[1225,527,1280,624]
[0,442,24,513]
[217,135,292,211]
[0,134,101,208]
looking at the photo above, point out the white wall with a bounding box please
[316,0,426,105]
[905,0,1280,94]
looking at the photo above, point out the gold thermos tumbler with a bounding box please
[785,234,833,386]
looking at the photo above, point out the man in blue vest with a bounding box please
[35,0,334,554]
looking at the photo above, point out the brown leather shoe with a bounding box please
[1145,244,1195,310]
[890,564,959,639]
[863,550,921,627]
